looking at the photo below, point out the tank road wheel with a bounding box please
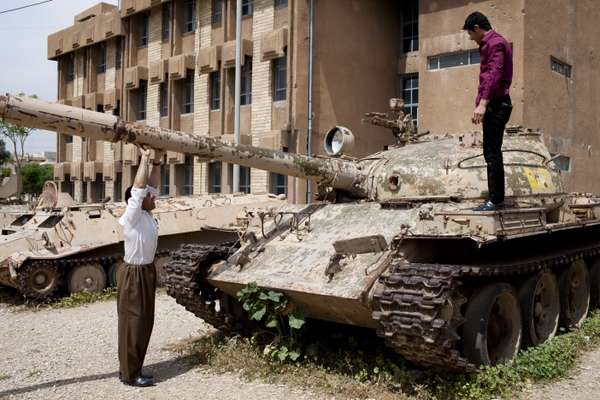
[518,271,560,347]
[558,260,590,329]
[17,262,61,299]
[589,259,600,309]
[107,263,121,288]
[67,263,107,294]
[462,283,522,366]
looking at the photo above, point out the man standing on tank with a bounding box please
[464,12,513,211]
[117,147,164,387]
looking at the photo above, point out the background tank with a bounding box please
[4,93,600,369]
[0,177,283,300]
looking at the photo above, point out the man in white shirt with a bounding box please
[116,147,164,387]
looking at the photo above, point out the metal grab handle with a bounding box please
[457,149,549,169]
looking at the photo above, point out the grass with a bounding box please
[50,288,117,309]
[167,311,600,400]
[0,373,10,380]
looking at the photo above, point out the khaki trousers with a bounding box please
[117,262,156,382]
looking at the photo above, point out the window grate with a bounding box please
[210,71,221,110]
[183,72,194,114]
[241,57,252,105]
[550,57,572,78]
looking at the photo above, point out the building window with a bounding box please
[551,57,572,78]
[65,54,75,82]
[137,80,148,121]
[427,49,480,70]
[96,43,106,74]
[160,83,169,117]
[402,0,419,53]
[114,172,122,202]
[64,134,73,144]
[270,173,287,196]
[162,2,171,41]
[183,72,194,114]
[182,156,193,196]
[208,161,222,193]
[402,74,418,121]
[550,154,571,172]
[239,166,251,194]
[241,57,252,105]
[139,12,149,48]
[273,54,287,101]
[183,0,197,33]
[210,71,220,110]
[242,0,253,16]
[116,37,122,69]
[160,164,170,196]
[212,0,222,24]
[275,0,287,7]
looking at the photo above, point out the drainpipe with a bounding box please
[233,0,242,193]
[306,0,314,203]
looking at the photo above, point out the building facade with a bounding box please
[48,0,600,203]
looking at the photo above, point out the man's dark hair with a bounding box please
[124,186,133,204]
[463,11,492,31]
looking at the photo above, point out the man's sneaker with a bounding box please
[473,200,505,212]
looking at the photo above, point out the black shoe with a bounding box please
[119,375,154,387]
[473,200,505,212]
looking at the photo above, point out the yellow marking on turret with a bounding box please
[523,167,555,193]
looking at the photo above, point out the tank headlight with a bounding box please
[324,126,355,157]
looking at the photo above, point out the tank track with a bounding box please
[163,243,238,331]
[372,243,600,371]
[16,250,170,299]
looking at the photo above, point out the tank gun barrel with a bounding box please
[0,94,366,196]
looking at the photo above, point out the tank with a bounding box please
[0,179,283,299]
[3,93,600,369]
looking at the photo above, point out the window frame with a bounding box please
[96,42,106,74]
[241,57,252,106]
[273,54,287,102]
[182,156,194,196]
[402,74,419,122]
[65,54,75,82]
[160,164,170,196]
[269,172,287,196]
[402,0,419,54]
[160,83,169,117]
[137,80,148,121]
[208,161,222,193]
[182,72,195,114]
[139,12,149,48]
[212,0,223,24]
[162,2,171,42]
[239,166,251,194]
[183,0,197,34]
[550,57,572,78]
[274,0,288,8]
[242,0,253,16]
[427,49,480,70]
[210,70,221,111]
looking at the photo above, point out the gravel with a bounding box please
[0,288,318,400]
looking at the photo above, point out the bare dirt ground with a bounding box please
[0,288,318,400]
[525,350,600,400]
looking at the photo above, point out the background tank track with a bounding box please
[163,243,238,331]
[372,243,600,371]
[16,249,171,299]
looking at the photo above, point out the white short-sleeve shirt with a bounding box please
[118,186,159,265]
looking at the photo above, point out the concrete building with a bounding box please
[47,0,600,203]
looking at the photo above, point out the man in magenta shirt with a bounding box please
[464,12,513,211]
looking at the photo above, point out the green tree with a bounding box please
[21,163,53,195]
[0,93,37,197]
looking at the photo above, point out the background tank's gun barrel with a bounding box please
[0,94,366,196]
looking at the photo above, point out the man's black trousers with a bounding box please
[482,95,512,205]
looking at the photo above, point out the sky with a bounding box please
[0,0,118,154]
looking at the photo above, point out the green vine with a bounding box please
[237,282,306,362]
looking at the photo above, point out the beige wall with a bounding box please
[418,0,525,135]
[523,0,600,192]
[310,0,401,158]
